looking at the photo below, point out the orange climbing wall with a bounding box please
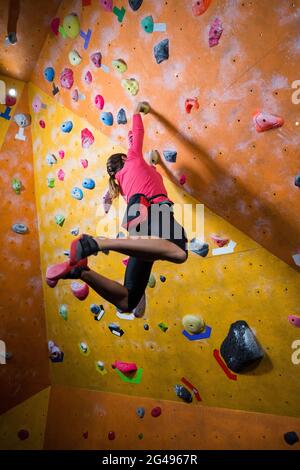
[32,0,300,271]
[0,78,50,415]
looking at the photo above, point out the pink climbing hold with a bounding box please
[80,158,88,168]
[60,68,74,89]
[95,94,105,110]
[85,71,93,85]
[91,52,102,68]
[71,282,89,301]
[108,431,115,440]
[151,407,162,418]
[179,174,186,185]
[288,315,300,328]
[39,120,46,128]
[6,95,16,106]
[81,128,95,148]
[185,98,199,114]
[122,257,129,266]
[72,89,79,102]
[18,429,29,441]
[57,169,65,181]
[58,150,65,159]
[51,17,60,36]
[83,431,89,439]
[112,361,138,373]
[211,234,229,247]
[253,111,284,133]
[32,95,46,113]
[192,0,212,16]
[100,0,113,12]
[209,18,223,47]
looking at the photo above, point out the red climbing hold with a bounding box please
[253,111,284,132]
[151,406,162,417]
[192,0,212,16]
[122,257,129,266]
[18,429,29,440]
[95,94,105,110]
[185,98,199,114]
[39,120,45,128]
[179,174,186,185]
[108,431,115,440]
[211,234,229,247]
[81,128,94,148]
[71,282,89,301]
[112,361,138,373]
[50,17,60,36]
[83,431,89,439]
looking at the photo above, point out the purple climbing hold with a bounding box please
[100,0,113,11]
[209,18,223,47]
[163,150,177,163]
[91,52,102,68]
[154,38,169,64]
[129,0,143,11]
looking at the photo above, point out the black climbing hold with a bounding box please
[190,238,209,257]
[284,431,299,445]
[174,385,193,403]
[220,320,264,372]
[117,108,127,125]
[154,39,169,64]
[160,275,166,282]
[144,323,149,330]
[128,0,143,11]
[163,150,177,163]
[294,174,300,187]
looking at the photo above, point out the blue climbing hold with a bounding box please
[12,223,28,234]
[101,112,113,126]
[163,150,177,162]
[190,239,209,257]
[44,67,55,82]
[154,38,169,64]
[82,178,95,190]
[144,323,149,331]
[129,0,143,11]
[117,108,127,125]
[136,407,145,418]
[295,174,300,187]
[160,275,166,282]
[90,304,101,314]
[61,121,73,133]
[71,187,83,200]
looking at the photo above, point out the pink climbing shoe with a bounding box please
[46,258,88,287]
[253,111,284,132]
[70,282,89,301]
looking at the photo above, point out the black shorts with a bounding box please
[124,203,188,311]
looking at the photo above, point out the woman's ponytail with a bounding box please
[106,153,127,200]
[109,174,120,200]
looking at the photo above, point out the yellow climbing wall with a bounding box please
[0,387,50,450]
[29,83,300,419]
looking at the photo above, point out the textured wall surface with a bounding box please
[0,78,50,414]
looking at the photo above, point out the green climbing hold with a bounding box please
[55,214,65,226]
[141,15,154,33]
[59,304,68,321]
[12,178,22,194]
[148,273,156,288]
[158,322,168,332]
[47,177,55,188]
[112,59,127,73]
[113,6,126,23]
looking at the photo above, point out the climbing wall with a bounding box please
[0,77,50,414]
[31,0,300,271]
[29,83,300,419]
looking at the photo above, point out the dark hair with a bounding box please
[107,153,127,199]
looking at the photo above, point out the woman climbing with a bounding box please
[46,102,188,313]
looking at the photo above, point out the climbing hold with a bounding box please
[183,326,212,341]
[220,320,264,372]
[182,314,205,334]
[85,71,93,85]
[160,275,166,282]
[133,294,146,318]
[81,128,94,148]
[100,0,113,11]
[179,174,186,185]
[102,189,113,213]
[12,223,28,234]
[108,431,115,441]
[154,39,169,64]
[57,169,65,181]
[90,304,100,314]
[129,0,143,11]
[163,150,177,163]
[5,95,16,107]
[47,176,55,188]
[13,113,31,127]
[71,282,89,300]
[113,361,138,373]
[190,238,209,257]
[209,18,223,47]
[39,120,46,128]
[58,150,65,159]
[117,108,127,124]
[68,50,82,66]
[61,120,73,133]
[64,250,70,257]
[80,28,92,50]
[95,94,105,110]
[288,315,300,328]
[96,361,105,371]
[138,433,144,440]
[295,174,300,187]
[121,78,139,96]
[59,304,68,320]
[148,273,156,288]
[12,178,22,194]
[60,68,74,89]
[91,52,102,68]
[113,6,126,23]
[81,159,88,168]
[44,66,55,82]
[79,342,89,354]
[151,407,162,418]
[174,384,193,403]
[148,150,160,165]
[60,14,80,39]
[50,17,60,36]
[158,322,168,332]
[71,227,79,236]
[46,153,57,166]
[192,0,212,16]
[71,187,84,200]
[144,323,149,330]
[72,89,85,102]
[91,304,105,320]
[108,323,125,336]
[284,431,299,446]
[17,429,29,441]
[181,377,202,401]
[211,234,229,247]
[101,111,114,126]
[48,340,64,362]
[253,111,284,132]
[185,98,199,114]
[122,258,129,266]
[136,407,145,418]
[83,431,88,439]
[141,15,154,33]
[32,95,47,113]
[112,59,127,74]
[5,352,13,361]
[82,178,95,189]
[55,214,65,226]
